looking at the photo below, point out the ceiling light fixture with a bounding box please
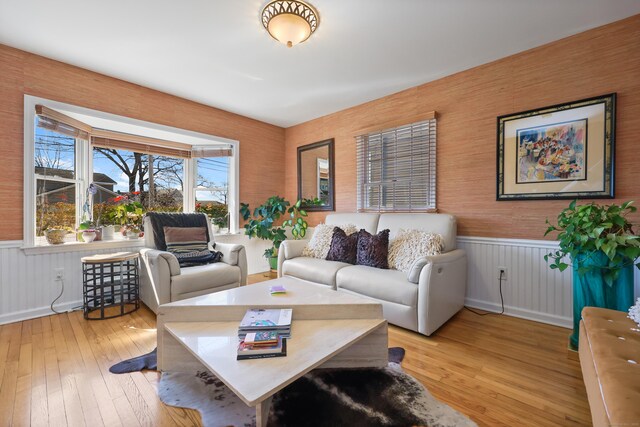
[261,0,319,48]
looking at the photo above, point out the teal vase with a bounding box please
[570,251,635,350]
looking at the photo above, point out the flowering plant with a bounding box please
[112,192,145,227]
[196,202,229,228]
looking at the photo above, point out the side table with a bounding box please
[81,251,140,320]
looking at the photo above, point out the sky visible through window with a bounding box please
[35,121,230,205]
[196,157,229,203]
[34,124,75,175]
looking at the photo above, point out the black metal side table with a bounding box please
[81,252,140,320]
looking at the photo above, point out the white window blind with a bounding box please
[356,119,436,212]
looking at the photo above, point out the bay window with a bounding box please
[24,96,239,247]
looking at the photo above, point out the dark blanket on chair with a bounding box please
[146,212,212,251]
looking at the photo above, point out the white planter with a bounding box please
[102,225,115,240]
[82,230,97,243]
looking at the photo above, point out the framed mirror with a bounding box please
[297,138,335,211]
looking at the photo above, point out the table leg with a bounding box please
[256,395,273,427]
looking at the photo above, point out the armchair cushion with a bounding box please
[164,226,221,267]
[145,212,211,251]
[170,263,241,300]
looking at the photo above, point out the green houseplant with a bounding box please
[240,196,311,271]
[113,192,145,236]
[544,200,640,349]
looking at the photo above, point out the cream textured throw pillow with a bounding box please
[388,229,444,273]
[302,223,358,259]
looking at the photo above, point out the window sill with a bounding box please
[22,239,145,255]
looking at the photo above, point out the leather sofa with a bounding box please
[139,214,248,313]
[579,307,640,426]
[277,213,467,335]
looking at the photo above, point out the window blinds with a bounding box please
[35,105,233,159]
[356,119,436,212]
[35,105,90,140]
[91,129,192,159]
[191,146,233,158]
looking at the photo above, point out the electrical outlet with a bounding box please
[497,266,508,281]
[54,268,64,281]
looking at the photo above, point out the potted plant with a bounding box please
[113,192,145,236]
[196,202,229,233]
[544,200,640,350]
[77,220,98,243]
[240,196,311,271]
[44,228,68,245]
[96,203,118,240]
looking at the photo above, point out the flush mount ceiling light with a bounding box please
[261,0,319,48]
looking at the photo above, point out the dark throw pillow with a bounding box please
[326,227,359,264]
[356,229,390,269]
[164,226,222,267]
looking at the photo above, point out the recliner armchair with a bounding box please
[139,213,247,313]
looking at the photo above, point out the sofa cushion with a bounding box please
[356,229,390,269]
[326,213,380,234]
[336,265,417,307]
[326,227,359,264]
[378,213,456,252]
[282,257,350,288]
[388,229,443,274]
[171,262,240,298]
[302,223,358,259]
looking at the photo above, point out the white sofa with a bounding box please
[277,213,467,335]
[139,214,248,313]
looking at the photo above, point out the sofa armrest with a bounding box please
[139,248,181,314]
[409,251,465,283]
[277,239,309,278]
[417,249,467,335]
[216,242,248,286]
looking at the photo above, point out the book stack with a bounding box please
[237,308,292,360]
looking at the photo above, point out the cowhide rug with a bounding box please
[158,347,476,427]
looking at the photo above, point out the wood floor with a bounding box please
[0,272,592,426]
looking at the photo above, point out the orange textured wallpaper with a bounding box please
[0,44,285,241]
[284,15,640,239]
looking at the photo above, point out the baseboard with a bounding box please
[0,300,83,325]
[465,297,572,329]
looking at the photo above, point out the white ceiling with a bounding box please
[1,1,639,128]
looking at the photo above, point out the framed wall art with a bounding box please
[497,93,616,200]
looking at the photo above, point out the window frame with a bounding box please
[356,117,437,213]
[23,95,240,248]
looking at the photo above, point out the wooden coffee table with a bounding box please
[157,276,388,426]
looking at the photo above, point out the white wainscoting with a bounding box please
[459,236,640,329]
[0,235,271,325]
[0,242,144,325]
[1,236,638,327]
[215,233,272,274]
